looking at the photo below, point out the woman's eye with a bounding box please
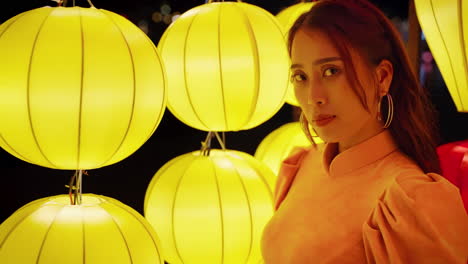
[290,74,306,83]
[323,67,340,77]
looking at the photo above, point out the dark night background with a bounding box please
[1,0,467,225]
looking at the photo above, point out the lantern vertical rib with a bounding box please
[269,127,284,158]
[99,206,134,263]
[266,8,292,106]
[271,20,290,105]
[457,0,468,110]
[0,14,33,163]
[27,8,57,168]
[255,124,284,162]
[143,159,175,260]
[144,160,174,210]
[111,199,163,258]
[429,0,463,109]
[144,44,167,140]
[1,195,164,263]
[0,6,166,170]
[0,134,32,164]
[217,4,229,131]
[96,10,137,168]
[183,12,211,130]
[243,156,274,201]
[35,207,66,264]
[80,207,85,264]
[0,200,44,249]
[211,160,225,264]
[231,158,254,263]
[77,8,85,169]
[83,208,89,262]
[235,4,261,128]
[171,162,191,263]
[0,12,26,38]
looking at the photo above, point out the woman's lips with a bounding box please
[312,115,336,127]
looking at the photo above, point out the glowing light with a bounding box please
[415,0,468,112]
[144,149,276,264]
[0,7,167,169]
[255,122,323,176]
[0,194,164,263]
[158,2,289,131]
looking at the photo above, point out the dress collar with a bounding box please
[322,130,398,177]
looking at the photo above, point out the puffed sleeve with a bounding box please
[363,172,468,264]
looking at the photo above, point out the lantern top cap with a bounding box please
[55,0,95,8]
[45,194,105,206]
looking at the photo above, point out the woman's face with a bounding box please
[290,28,383,151]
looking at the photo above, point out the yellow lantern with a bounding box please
[144,149,276,264]
[276,2,316,107]
[158,1,290,131]
[254,121,322,176]
[0,194,164,264]
[0,6,167,169]
[414,0,468,112]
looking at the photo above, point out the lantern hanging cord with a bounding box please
[55,0,95,8]
[67,169,84,205]
[86,0,95,8]
[201,132,213,156]
[214,132,226,150]
[200,131,226,156]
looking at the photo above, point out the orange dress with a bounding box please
[261,130,468,264]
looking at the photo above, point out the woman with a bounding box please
[261,0,468,263]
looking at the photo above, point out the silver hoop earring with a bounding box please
[378,94,394,128]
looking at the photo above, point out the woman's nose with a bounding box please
[308,97,326,105]
[307,82,327,105]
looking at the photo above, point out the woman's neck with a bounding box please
[338,127,385,154]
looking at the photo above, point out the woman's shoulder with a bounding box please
[380,150,463,212]
[363,167,468,263]
[273,145,323,210]
[281,146,310,166]
[383,151,458,195]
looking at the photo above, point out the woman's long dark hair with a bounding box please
[289,0,441,173]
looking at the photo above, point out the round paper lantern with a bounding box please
[276,2,316,107]
[144,149,276,264]
[158,2,290,131]
[254,122,322,176]
[414,0,468,112]
[0,194,164,264]
[0,6,167,169]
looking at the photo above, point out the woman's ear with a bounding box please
[376,59,393,96]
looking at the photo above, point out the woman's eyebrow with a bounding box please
[313,57,342,65]
[290,63,302,70]
[290,57,343,70]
